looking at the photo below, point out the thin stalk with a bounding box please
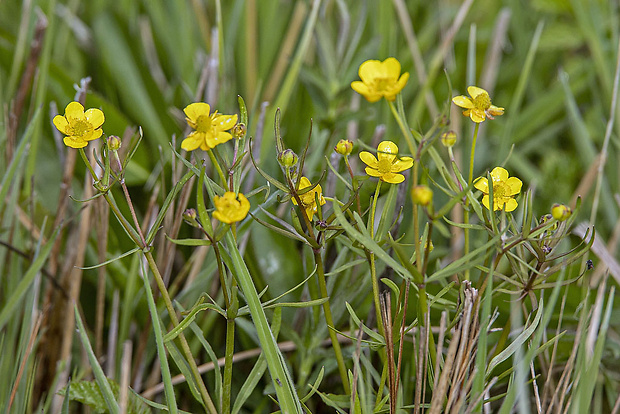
[369,180,384,334]
[208,149,230,190]
[222,318,235,414]
[213,241,236,413]
[144,251,218,414]
[314,250,351,395]
[464,122,480,281]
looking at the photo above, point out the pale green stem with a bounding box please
[314,250,351,395]
[387,100,416,156]
[369,180,384,335]
[208,149,229,191]
[144,250,218,414]
[464,123,480,281]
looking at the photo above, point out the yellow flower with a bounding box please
[213,192,250,224]
[452,86,504,123]
[181,103,238,151]
[334,139,353,156]
[351,58,409,102]
[474,167,522,212]
[359,141,413,184]
[412,185,433,206]
[551,203,572,221]
[53,102,105,149]
[292,177,326,220]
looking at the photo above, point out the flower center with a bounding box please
[377,158,393,174]
[493,182,507,199]
[195,114,213,133]
[373,77,390,92]
[70,119,93,138]
[473,93,491,110]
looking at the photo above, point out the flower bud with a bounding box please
[551,203,572,221]
[182,208,200,227]
[412,185,433,206]
[278,149,298,168]
[441,131,457,148]
[107,135,122,151]
[232,123,246,139]
[334,139,353,156]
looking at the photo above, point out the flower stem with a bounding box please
[369,181,384,335]
[144,250,218,414]
[313,250,351,395]
[208,149,230,191]
[464,123,480,281]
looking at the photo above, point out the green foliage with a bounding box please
[1,0,620,413]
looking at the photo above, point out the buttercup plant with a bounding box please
[11,4,611,414]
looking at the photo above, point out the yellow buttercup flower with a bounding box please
[351,58,409,102]
[551,203,572,221]
[452,86,504,123]
[53,102,105,149]
[181,103,238,151]
[474,167,522,212]
[359,141,413,184]
[213,192,250,224]
[292,177,326,220]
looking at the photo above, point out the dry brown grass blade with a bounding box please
[573,222,620,286]
[429,282,480,414]
[381,292,397,414]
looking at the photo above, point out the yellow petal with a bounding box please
[383,57,402,81]
[181,132,205,151]
[85,108,105,129]
[365,166,383,177]
[358,60,382,84]
[490,167,509,182]
[208,131,232,147]
[65,102,85,118]
[488,105,505,116]
[474,177,488,193]
[215,114,238,130]
[378,141,398,155]
[53,115,69,135]
[504,198,518,212]
[86,129,103,141]
[392,157,413,172]
[299,176,311,190]
[506,177,522,195]
[452,96,474,109]
[359,151,378,168]
[63,136,87,149]
[382,172,405,184]
[351,81,382,102]
[184,102,211,123]
[467,86,488,99]
[469,109,486,123]
[481,195,490,210]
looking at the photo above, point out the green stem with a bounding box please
[464,123,480,281]
[387,100,416,156]
[78,147,99,182]
[314,250,351,395]
[208,149,230,191]
[140,263,178,414]
[144,251,218,414]
[224,231,302,413]
[369,181,384,335]
[222,318,235,414]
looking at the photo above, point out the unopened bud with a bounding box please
[107,135,122,151]
[232,123,246,139]
[182,208,200,227]
[412,185,433,206]
[441,131,457,148]
[551,203,572,221]
[334,139,353,156]
[278,149,298,168]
